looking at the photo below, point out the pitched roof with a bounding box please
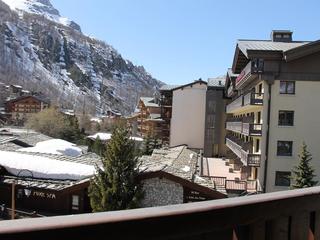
[139,146,220,192]
[237,40,310,58]
[159,84,181,91]
[6,95,49,104]
[207,77,225,87]
[171,80,207,91]
[140,97,159,107]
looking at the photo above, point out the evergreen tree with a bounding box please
[291,142,318,188]
[142,133,153,155]
[88,127,143,212]
[91,136,105,157]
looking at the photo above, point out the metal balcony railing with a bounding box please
[226,136,261,167]
[235,60,264,89]
[226,92,263,113]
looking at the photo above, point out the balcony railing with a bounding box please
[227,84,236,98]
[242,123,262,136]
[226,121,242,134]
[226,92,263,113]
[226,136,261,167]
[226,117,262,136]
[1,187,320,240]
[235,59,264,89]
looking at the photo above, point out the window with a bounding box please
[207,114,215,127]
[208,101,216,112]
[255,139,260,153]
[275,171,291,186]
[280,81,295,94]
[277,141,293,156]
[278,111,294,126]
[72,195,80,210]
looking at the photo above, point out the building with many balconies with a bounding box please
[225,30,320,192]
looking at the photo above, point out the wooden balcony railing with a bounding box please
[2,186,320,240]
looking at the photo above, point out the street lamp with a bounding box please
[11,169,33,220]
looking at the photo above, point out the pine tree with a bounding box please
[291,142,318,188]
[88,127,143,212]
[142,133,153,155]
[91,136,105,157]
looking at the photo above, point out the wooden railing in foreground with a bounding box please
[1,187,320,239]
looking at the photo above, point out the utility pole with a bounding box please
[11,180,15,220]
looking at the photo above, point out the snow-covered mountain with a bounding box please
[0,0,163,115]
[2,0,81,32]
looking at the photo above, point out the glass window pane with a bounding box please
[277,141,293,156]
[287,82,295,94]
[275,171,291,186]
[280,81,286,93]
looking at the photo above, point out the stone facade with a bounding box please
[141,177,183,207]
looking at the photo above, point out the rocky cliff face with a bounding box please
[0,0,163,115]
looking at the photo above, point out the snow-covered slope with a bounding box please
[2,0,80,31]
[0,0,163,115]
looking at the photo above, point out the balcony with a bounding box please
[235,59,264,89]
[227,84,237,98]
[1,187,320,240]
[226,117,262,136]
[226,135,261,167]
[226,92,263,114]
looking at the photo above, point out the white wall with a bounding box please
[170,83,207,149]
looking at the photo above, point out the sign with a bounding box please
[32,191,56,199]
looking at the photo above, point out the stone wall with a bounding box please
[141,177,183,207]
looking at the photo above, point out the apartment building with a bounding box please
[225,30,320,192]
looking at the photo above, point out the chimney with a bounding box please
[271,30,293,42]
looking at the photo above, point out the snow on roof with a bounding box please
[131,136,143,142]
[88,133,143,142]
[90,117,102,123]
[0,151,95,180]
[88,133,112,141]
[18,139,83,157]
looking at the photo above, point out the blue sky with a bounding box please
[53,0,320,85]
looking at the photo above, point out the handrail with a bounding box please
[1,187,320,239]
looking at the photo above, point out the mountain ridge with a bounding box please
[0,0,163,115]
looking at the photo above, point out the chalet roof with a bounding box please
[207,77,225,88]
[140,97,159,108]
[6,95,49,104]
[0,175,90,191]
[159,84,181,91]
[171,80,207,91]
[237,40,310,58]
[139,146,217,192]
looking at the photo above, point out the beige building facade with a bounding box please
[225,30,320,192]
[170,81,207,149]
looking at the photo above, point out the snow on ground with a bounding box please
[88,133,143,142]
[18,139,83,157]
[0,151,95,180]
